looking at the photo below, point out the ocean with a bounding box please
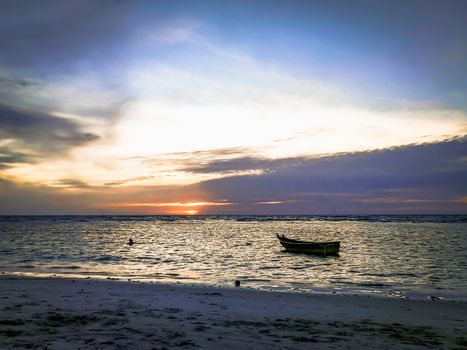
[1,215,466,300]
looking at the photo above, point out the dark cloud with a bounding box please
[178,152,312,175]
[142,146,263,173]
[0,1,137,70]
[182,156,277,174]
[0,104,99,159]
[54,179,93,189]
[0,76,39,89]
[0,147,33,169]
[144,146,258,162]
[0,73,129,122]
[197,138,467,214]
[103,176,155,187]
[0,177,88,214]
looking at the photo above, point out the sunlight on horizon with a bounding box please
[107,201,232,215]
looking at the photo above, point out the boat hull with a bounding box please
[277,235,340,255]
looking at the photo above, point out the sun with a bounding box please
[184,210,198,215]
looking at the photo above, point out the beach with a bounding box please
[1,276,466,349]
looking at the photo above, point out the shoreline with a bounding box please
[1,276,466,349]
[4,271,467,302]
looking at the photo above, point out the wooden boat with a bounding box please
[276,234,340,255]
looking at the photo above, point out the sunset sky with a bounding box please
[1,0,466,215]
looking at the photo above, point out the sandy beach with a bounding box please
[0,276,466,349]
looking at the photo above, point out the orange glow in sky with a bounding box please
[109,201,232,215]
[119,201,232,207]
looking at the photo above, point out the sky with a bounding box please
[0,0,466,215]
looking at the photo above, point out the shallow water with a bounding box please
[0,215,466,300]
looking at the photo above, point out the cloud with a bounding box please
[117,58,466,160]
[142,146,262,170]
[0,147,33,169]
[54,179,93,189]
[180,155,297,175]
[0,138,464,215]
[103,176,155,188]
[0,1,136,69]
[0,72,129,123]
[0,177,207,215]
[0,104,99,158]
[182,156,275,174]
[0,76,39,89]
[196,138,467,214]
[1,0,466,112]
[0,177,89,214]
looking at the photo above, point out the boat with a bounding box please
[276,234,340,255]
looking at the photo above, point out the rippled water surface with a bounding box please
[1,216,466,300]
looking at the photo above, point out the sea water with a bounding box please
[0,215,466,300]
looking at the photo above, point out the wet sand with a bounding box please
[0,276,466,349]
